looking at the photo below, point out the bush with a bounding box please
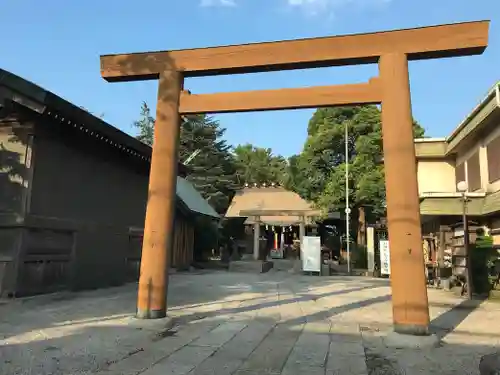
[471,234,496,294]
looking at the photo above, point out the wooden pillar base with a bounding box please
[136,308,167,320]
[393,323,429,336]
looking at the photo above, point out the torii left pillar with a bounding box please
[136,70,183,319]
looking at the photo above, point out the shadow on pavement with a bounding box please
[1,272,499,374]
[0,272,387,339]
[430,296,487,340]
[1,309,500,375]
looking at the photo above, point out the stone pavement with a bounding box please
[1,269,500,375]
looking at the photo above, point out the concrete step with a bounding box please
[228,260,274,273]
[270,259,297,272]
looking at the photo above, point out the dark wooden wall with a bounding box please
[126,219,195,281]
[0,108,195,297]
[0,105,35,296]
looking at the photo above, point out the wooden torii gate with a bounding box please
[100,21,489,335]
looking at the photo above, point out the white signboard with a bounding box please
[301,236,321,272]
[379,240,391,275]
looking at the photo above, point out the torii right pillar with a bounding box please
[379,52,429,335]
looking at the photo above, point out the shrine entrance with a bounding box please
[100,20,489,336]
[225,183,322,260]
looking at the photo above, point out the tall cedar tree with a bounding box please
[132,102,239,214]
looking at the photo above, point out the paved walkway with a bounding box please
[1,270,500,374]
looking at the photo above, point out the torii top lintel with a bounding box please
[100,20,489,82]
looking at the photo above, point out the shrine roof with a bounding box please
[225,186,317,225]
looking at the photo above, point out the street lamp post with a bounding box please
[346,207,351,274]
[345,122,351,274]
[457,180,473,299]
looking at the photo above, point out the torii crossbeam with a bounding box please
[100,20,489,336]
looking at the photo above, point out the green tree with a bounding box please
[233,143,287,185]
[290,105,425,244]
[283,153,315,200]
[472,230,496,294]
[132,102,155,146]
[132,103,239,213]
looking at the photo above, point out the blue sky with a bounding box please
[1,0,498,157]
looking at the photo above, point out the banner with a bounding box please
[379,240,391,275]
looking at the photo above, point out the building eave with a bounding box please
[0,68,189,175]
[445,81,500,155]
[414,81,500,159]
[419,190,500,216]
[414,138,448,158]
[447,81,500,143]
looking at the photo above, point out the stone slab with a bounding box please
[327,338,368,375]
[190,322,247,347]
[383,331,440,349]
[237,322,304,374]
[142,345,216,375]
[281,322,331,375]
[327,322,368,375]
[191,321,275,375]
[102,320,222,375]
[213,321,277,361]
[330,323,363,342]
